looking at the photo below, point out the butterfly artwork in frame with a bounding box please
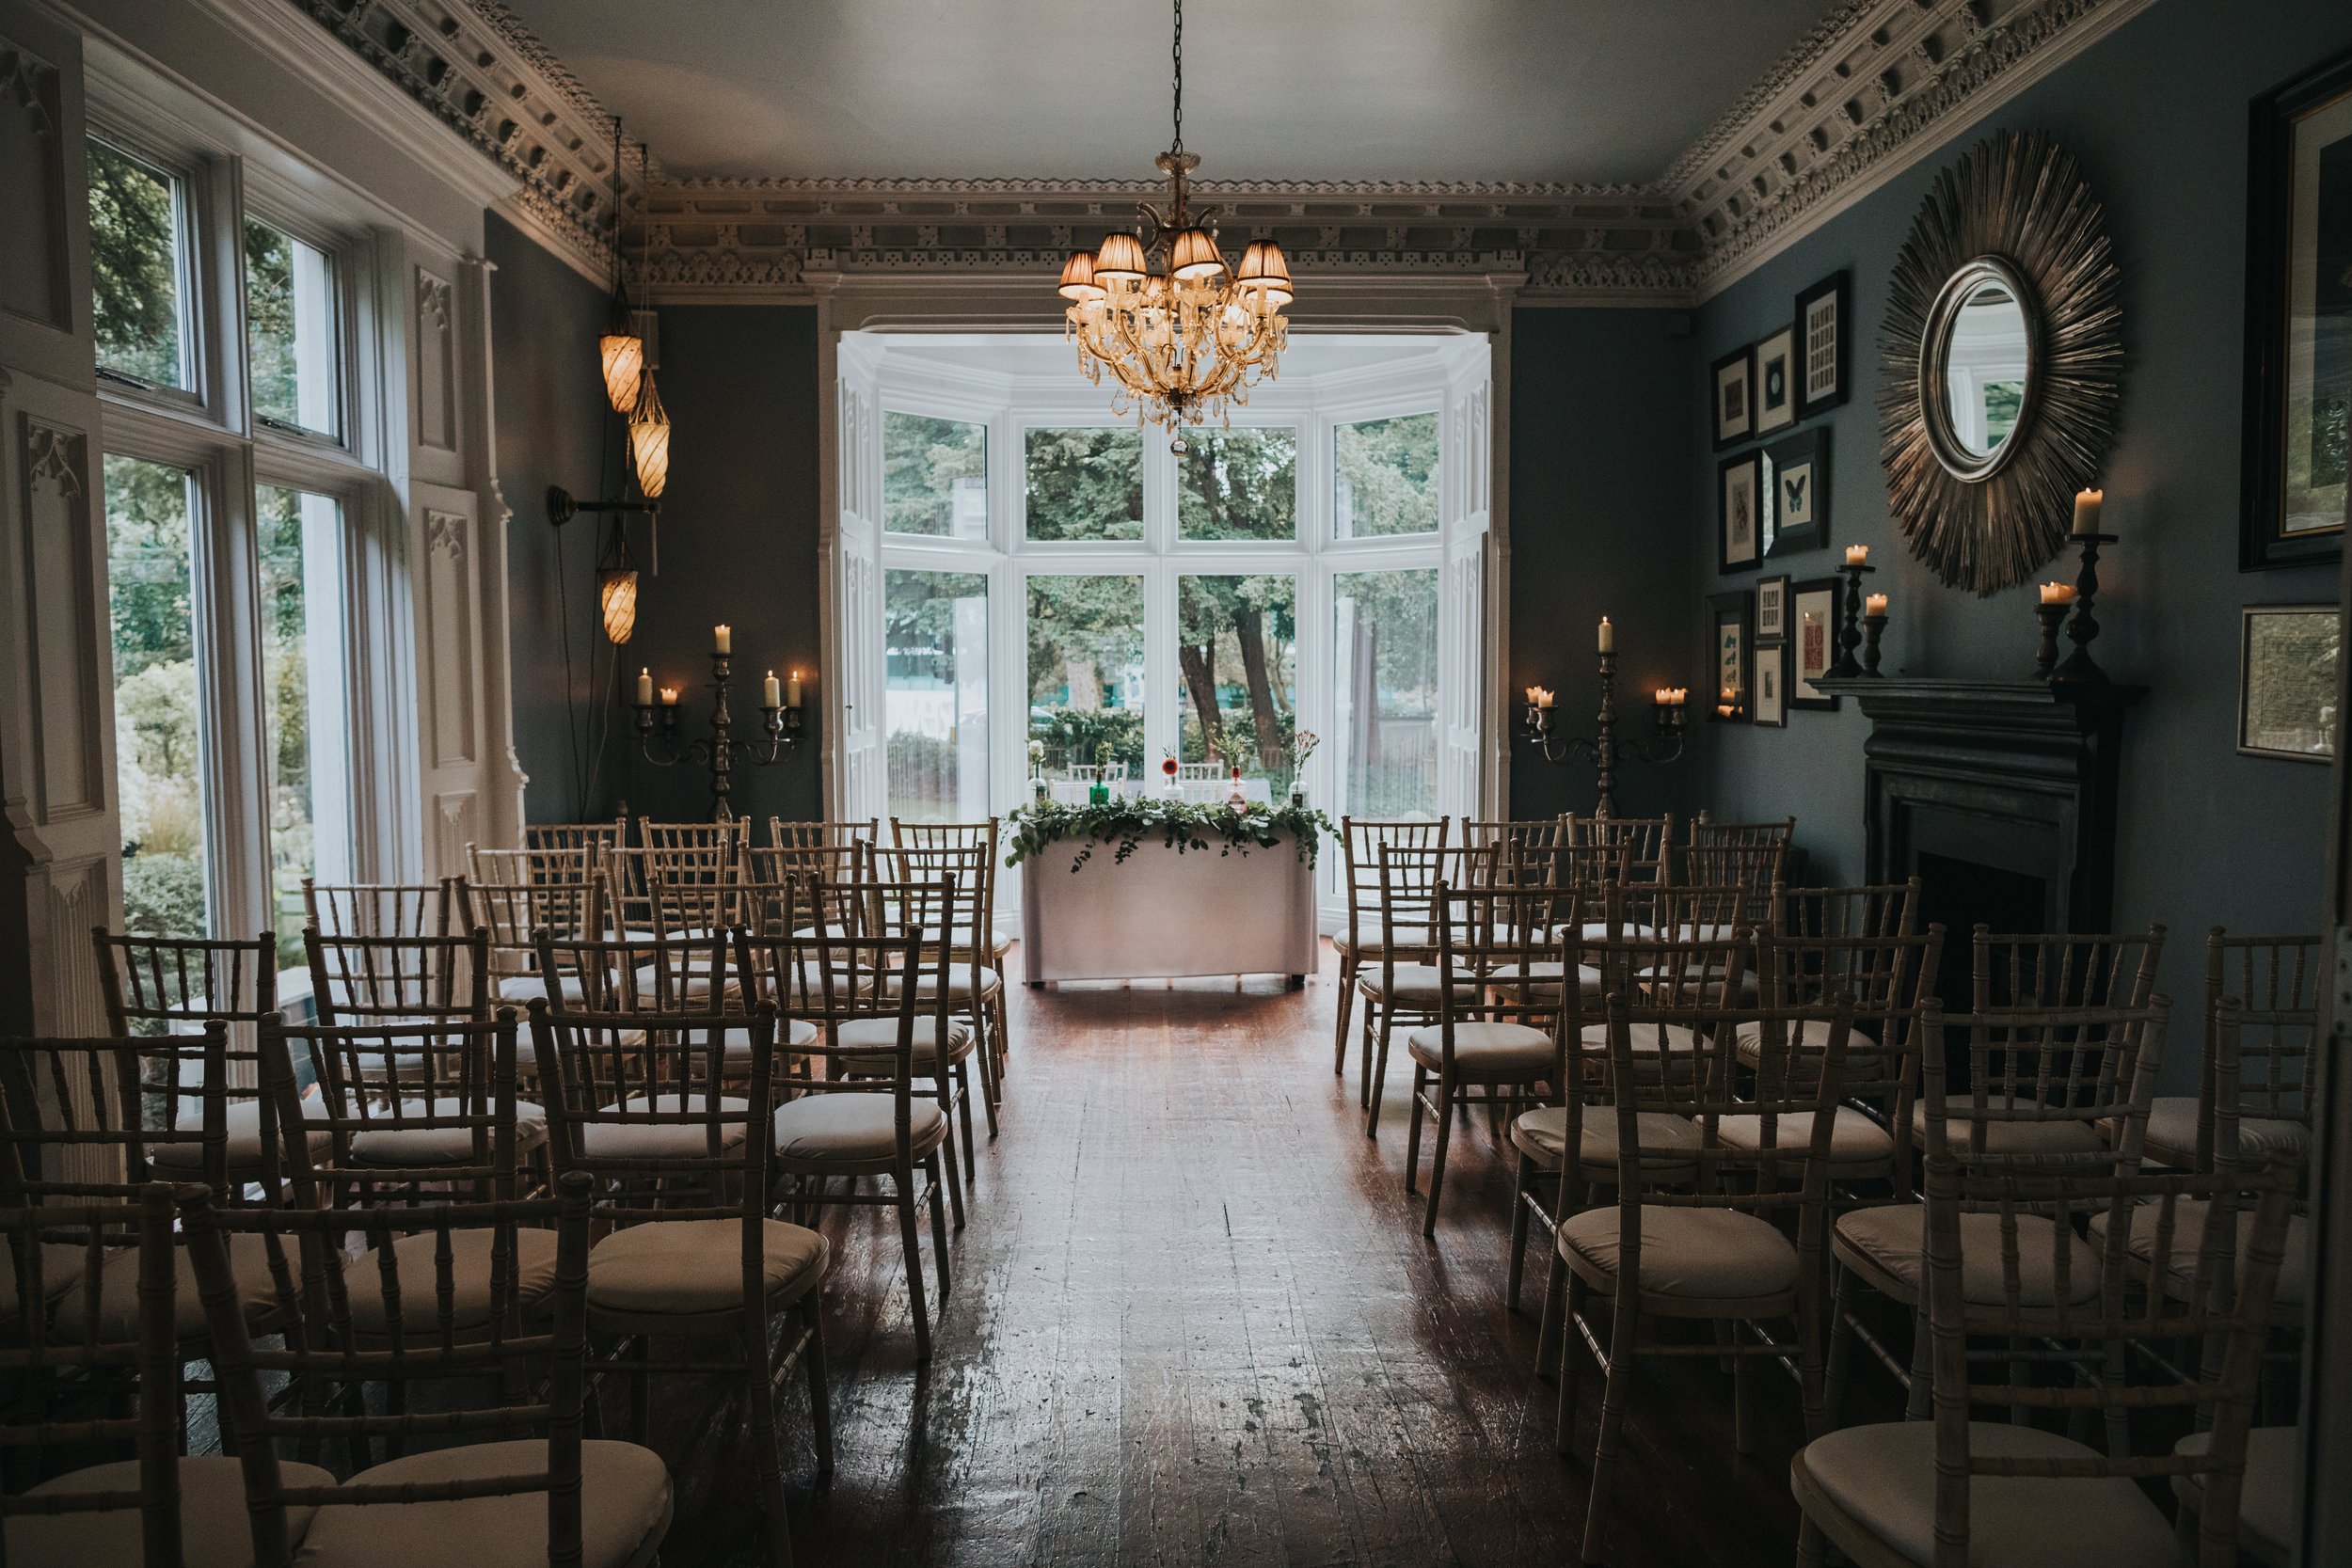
[1765,426,1830,558]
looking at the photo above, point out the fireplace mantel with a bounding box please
[1811,677,2145,934]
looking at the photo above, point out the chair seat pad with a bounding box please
[2172,1425,2297,1560]
[344,1227,560,1338]
[1484,962,1603,994]
[496,973,590,1006]
[586,1219,826,1330]
[2087,1200,2309,1308]
[150,1099,333,1177]
[579,1095,752,1162]
[1559,1205,1799,1302]
[2139,1096,2309,1164]
[723,1021,818,1067]
[1733,1017,1881,1070]
[294,1439,673,1568]
[1511,1106,1704,1172]
[52,1231,289,1343]
[835,1016,976,1075]
[342,1101,548,1166]
[1356,964,1478,1004]
[884,967,1002,1002]
[1333,922,1431,958]
[0,1242,86,1323]
[1577,1022,1705,1055]
[772,1094,947,1164]
[1909,1100,2106,1157]
[1835,1205,2100,1307]
[1714,1108,1895,1170]
[1406,1022,1556,1073]
[11,1454,338,1568]
[1793,1419,2176,1568]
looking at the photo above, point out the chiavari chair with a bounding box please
[737,875,960,1356]
[187,1175,682,1568]
[1681,837,1789,896]
[746,838,868,890]
[2137,928,2321,1173]
[1358,842,1497,1132]
[467,842,600,891]
[1779,878,1921,942]
[769,816,877,854]
[1458,816,1567,855]
[525,993,823,1565]
[453,872,603,1010]
[1689,814,1796,849]
[870,841,1003,1132]
[1567,813,1677,885]
[1553,983,1861,1563]
[1330,816,1450,1083]
[303,924,491,1028]
[892,817,1013,1082]
[523,814,628,861]
[300,879,453,940]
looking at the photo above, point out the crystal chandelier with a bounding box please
[1057,0,1293,453]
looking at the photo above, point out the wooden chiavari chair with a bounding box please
[524,993,822,1565]
[1458,816,1566,854]
[1690,814,1796,848]
[1358,842,1496,1133]
[1330,817,1451,1087]
[869,843,1001,1135]
[769,816,877,854]
[453,872,602,1010]
[1779,878,1921,942]
[523,815,628,860]
[2137,928,2321,1173]
[746,839,868,889]
[609,822,741,941]
[302,925,490,1027]
[1567,813,1676,885]
[300,879,453,940]
[1682,838,1789,895]
[467,842,600,890]
[1971,922,2165,1012]
[892,817,1013,1083]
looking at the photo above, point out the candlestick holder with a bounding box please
[633,649,803,819]
[1828,561,1875,678]
[1522,650,1686,818]
[1860,612,1888,677]
[2051,531,2116,685]
[2032,603,2069,681]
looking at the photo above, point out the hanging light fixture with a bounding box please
[596,519,639,644]
[596,119,644,414]
[1056,0,1293,453]
[628,371,671,499]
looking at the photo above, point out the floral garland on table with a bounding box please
[1004,798,1336,874]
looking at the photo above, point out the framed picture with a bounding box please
[1756,574,1789,641]
[1789,578,1841,710]
[2238,604,2338,760]
[2241,46,2352,570]
[1718,451,1762,572]
[1708,592,1753,722]
[1711,344,1756,450]
[1755,325,1797,435]
[1764,426,1831,557]
[1794,270,1851,419]
[1753,642,1788,727]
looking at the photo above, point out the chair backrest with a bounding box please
[1779,879,1921,942]
[453,875,602,985]
[262,1015,524,1208]
[1370,844,1497,978]
[93,929,279,1037]
[303,926,491,1027]
[1756,924,1946,1190]
[1688,815,1795,848]
[522,816,628,860]
[1613,880,1783,946]
[1338,816,1452,928]
[0,1028,239,1198]
[1679,838,1788,893]
[746,839,868,887]
[638,817,744,860]
[770,816,877,853]
[1566,814,1676,883]
[467,843,598,888]
[890,818,1003,942]
[1972,923,2165,1012]
[185,1176,602,1568]
[300,880,452,941]
[0,1184,189,1562]
[869,843,992,962]
[1914,1150,2297,1568]
[1922,998,2168,1167]
[1425,879,1569,1045]
[2201,928,2322,1171]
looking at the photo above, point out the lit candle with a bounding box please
[1597,617,1615,654]
[1537,688,1555,709]
[713,624,732,655]
[636,667,654,705]
[2072,488,2105,535]
[763,669,782,708]
[659,685,679,705]
[1866,593,1888,615]
[1844,545,1870,566]
[1525,685,1542,706]
[2039,582,2077,606]
[787,668,803,707]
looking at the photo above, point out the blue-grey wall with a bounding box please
[1688,0,2349,1072]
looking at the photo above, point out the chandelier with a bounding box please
[1056,0,1293,453]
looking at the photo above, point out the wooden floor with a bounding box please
[652,942,1826,1568]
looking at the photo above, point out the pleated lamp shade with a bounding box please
[1092,230,1148,282]
[1168,228,1225,282]
[1058,249,1103,301]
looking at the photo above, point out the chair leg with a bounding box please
[1404,1066,1427,1193]
[628,1335,650,1446]
[803,1300,834,1477]
[1363,1012,1397,1137]
[1732,1323,1760,1455]
[745,1328,796,1568]
[1902,1296,1932,1420]
[954,1064,977,1194]
[1796,1514,1829,1568]
[971,1013,1003,1134]
[1358,994,1376,1109]
[1333,958,1358,1074]
[926,1152,952,1307]
[1823,1262,1853,1429]
[936,1099,968,1231]
[1421,1074,1455,1237]
[1505,1158,1533,1311]
[1581,1303,1642,1565]
[1552,1270,1586,1449]
[899,1176,932,1363]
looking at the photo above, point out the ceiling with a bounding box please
[872,333,1453,384]
[501,0,1845,186]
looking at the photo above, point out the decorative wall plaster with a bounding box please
[17,419,101,821]
[422,509,477,767]
[415,267,458,451]
[0,38,68,327]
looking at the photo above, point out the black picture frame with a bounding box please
[2238,604,2338,760]
[1764,426,1831,557]
[1753,642,1788,728]
[1708,591,1753,723]
[1756,573,1790,641]
[1718,451,1763,573]
[1788,577,1841,711]
[1793,270,1851,420]
[1755,324,1797,436]
[1711,344,1756,450]
[2240,45,2352,571]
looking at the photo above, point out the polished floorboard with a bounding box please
[650,942,1821,1568]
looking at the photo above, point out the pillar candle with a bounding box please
[713,624,732,654]
[1597,617,1614,654]
[787,669,803,707]
[2072,489,2105,535]
[659,685,679,705]
[1866,593,1888,615]
[637,668,654,705]
[763,670,782,707]
[2039,582,2076,606]
[1844,545,1870,566]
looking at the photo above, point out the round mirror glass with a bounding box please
[1938,278,2030,462]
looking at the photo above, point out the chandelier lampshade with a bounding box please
[628,372,671,499]
[1057,250,1103,301]
[1091,231,1148,282]
[599,564,639,643]
[1168,227,1225,282]
[598,293,644,415]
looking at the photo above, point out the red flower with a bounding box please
[1161,757,1179,777]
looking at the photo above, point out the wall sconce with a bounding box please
[632,626,803,820]
[549,486,658,646]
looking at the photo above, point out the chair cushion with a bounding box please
[51,1231,292,1343]
[884,966,1002,1002]
[1485,961,1604,995]
[1834,1204,2101,1307]
[771,1095,947,1164]
[496,973,590,1006]
[2172,1425,2296,1563]
[1356,964,1478,1005]
[10,1454,338,1568]
[1559,1205,1800,1303]
[1733,1016,1882,1073]
[1511,1105,1704,1174]
[1333,921,1432,958]
[1910,1101,2106,1158]
[342,1227,560,1338]
[294,1439,672,1568]
[1793,1418,2177,1568]
[586,1218,826,1331]
[341,1100,548,1167]
[0,1243,87,1323]
[2139,1096,2309,1165]
[579,1095,752,1163]
[1406,1022,1556,1074]
[722,1020,818,1069]
[149,1099,333,1177]
[1714,1108,1896,1172]
[2087,1200,2309,1309]
[836,1015,976,1076]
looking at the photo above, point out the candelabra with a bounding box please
[2051,531,2115,684]
[1861,609,1888,676]
[2032,603,2069,681]
[1521,652,1687,818]
[633,650,803,819]
[1829,558,1876,678]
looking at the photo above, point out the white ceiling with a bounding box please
[503,0,1844,186]
[870,332,1454,385]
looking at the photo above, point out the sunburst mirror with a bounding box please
[1878,130,2124,594]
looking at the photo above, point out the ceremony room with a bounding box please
[4,0,2352,1563]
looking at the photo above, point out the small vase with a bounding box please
[1088,782,1109,807]
[1289,787,1306,810]
[1030,775,1048,804]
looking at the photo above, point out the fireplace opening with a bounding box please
[1916,850,2049,1092]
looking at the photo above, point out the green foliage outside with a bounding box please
[1177,573,1295,775]
[244,218,302,428]
[883,412,986,536]
[1178,428,1295,541]
[104,456,207,937]
[1026,573,1145,770]
[256,487,318,969]
[1333,413,1439,537]
[1025,428,1142,541]
[2314,391,2348,489]
[1982,381,2025,451]
[87,140,183,387]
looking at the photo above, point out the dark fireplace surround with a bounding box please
[1813,678,2145,936]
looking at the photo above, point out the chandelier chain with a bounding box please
[1169,0,1183,155]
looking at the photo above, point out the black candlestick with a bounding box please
[1522,649,1686,818]
[633,649,803,818]
[1828,560,1875,678]
[2051,532,2115,685]
[2032,602,2069,681]
[1861,612,1888,677]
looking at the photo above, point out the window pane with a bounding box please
[1026,575,1144,773]
[1177,428,1296,542]
[1178,575,1297,788]
[1024,428,1143,542]
[1332,569,1438,818]
[882,413,988,538]
[104,456,209,936]
[245,218,341,437]
[1334,412,1440,538]
[257,485,350,971]
[885,569,991,823]
[87,141,187,388]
